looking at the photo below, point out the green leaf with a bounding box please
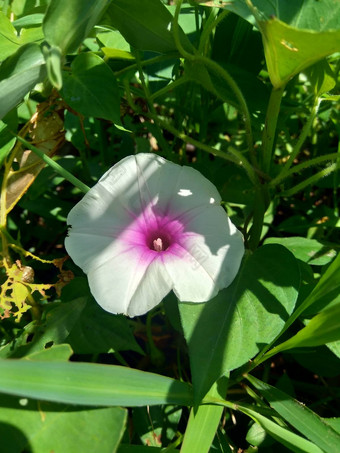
[268,302,340,355]
[43,44,63,89]
[23,297,87,355]
[0,360,193,407]
[0,43,46,120]
[247,375,340,452]
[61,52,121,124]
[43,0,109,54]
[105,0,192,54]
[0,11,21,62]
[264,236,338,266]
[0,393,127,453]
[239,405,324,453]
[297,251,340,315]
[64,279,143,354]
[305,60,337,96]
[24,344,73,362]
[249,0,340,88]
[179,244,299,403]
[180,379,228,453]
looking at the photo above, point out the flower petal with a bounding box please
[163,205,244,302]
[65,153,245,317]
[87,248,173,317]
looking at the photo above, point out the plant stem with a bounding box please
[134,52,172,155]
[279,97,321,177]
[148,113,258,185]
[270,152,339,187]
[149,76,189,102]
[279,162,338,198]
[261,85,285,173]
[114,53,179,78]
[15,136,90,193]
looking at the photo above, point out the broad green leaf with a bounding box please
[24,344,73,362]
[239,405,323,453]
[43,0,109,54]
[247,375,340,452]
[17,297,86,355]
[0,43,46,120]
[0,393,126,453]
[247,0,340,88]
[61,52,121,124]
[264,236,338,266]
[305,60,337,96]
[0,360,193,406]
[251,0,340,31]
[267,302,340,355]
[97,30,131,51]
[179,244,299,403]
[105,0,192,54]
[0,11,21,62]
[64,278,143,355]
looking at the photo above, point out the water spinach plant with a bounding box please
[0,0,339,451]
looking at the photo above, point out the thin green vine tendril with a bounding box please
[279,162,338,198]
[280,97,322,177]
[15,136,90,193]
[270,152,339,187]
[148,113,258,185]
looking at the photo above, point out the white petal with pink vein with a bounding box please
[65,153,244,317]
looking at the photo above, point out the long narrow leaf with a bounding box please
[239,405,323,453]
[247,374,340,452]
[265,302,340,358]
[0,359,193,407]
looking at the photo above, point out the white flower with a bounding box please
[65,153,244,317]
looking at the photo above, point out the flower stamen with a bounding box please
[153,237,163,252]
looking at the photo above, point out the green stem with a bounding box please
[279,162,338,198]
[196,55,255,157]
[173,0,195,60]
[261,85,285,173]
[148,113,258,185]
[135,52,172,155]
[14,136,90,193]
[247,185,268,250]
[149,76,189,102]
[174,0,255,164]
[280,97,321,177]
[270,152,339,187]
[114,53,179,78]
[197,7,220,55]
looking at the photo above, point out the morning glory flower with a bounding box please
[65,153,244,317]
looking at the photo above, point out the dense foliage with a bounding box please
[0,0,339,452]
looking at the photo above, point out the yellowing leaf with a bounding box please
[0,261,54,321]
[3,97,65,216]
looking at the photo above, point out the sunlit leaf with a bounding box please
[179,244,300,403]
[0,43,46,120]
[61,53,121,124]
[0,360,193,407]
